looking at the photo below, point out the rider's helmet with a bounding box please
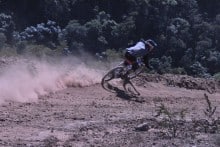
[145,39,158,48]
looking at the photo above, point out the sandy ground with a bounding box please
[0,57,220,147]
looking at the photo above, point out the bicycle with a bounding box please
[101,57,145,95]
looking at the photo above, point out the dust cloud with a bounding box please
[0,57,104,104]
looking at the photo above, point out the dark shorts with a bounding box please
[125,52,136,64]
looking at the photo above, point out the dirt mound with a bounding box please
[136,73,220,93]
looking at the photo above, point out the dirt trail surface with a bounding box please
[0,57,220,147]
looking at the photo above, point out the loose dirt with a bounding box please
[0,57,220,147]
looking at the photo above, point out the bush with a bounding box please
[63,20,87,52]
[0,33,6,49]
[0,13,15,43]
[0,46,17,57]
[63,11,135,54]
[16,20,61,48]
[187,61,210,78]
[170,67,186,75]
[213,72,220,81]
[206,51,220,74]
[23,44,55,57]
[149,56,172,74]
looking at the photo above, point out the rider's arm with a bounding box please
[146,42,154,52]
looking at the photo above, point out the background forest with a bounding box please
[0,0,220,78]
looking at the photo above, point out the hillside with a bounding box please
[0,57,220,146]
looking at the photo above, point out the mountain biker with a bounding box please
[124,39,157,71]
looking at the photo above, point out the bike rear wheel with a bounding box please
[101,66,124,92]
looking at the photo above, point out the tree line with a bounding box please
[0,0,220,77]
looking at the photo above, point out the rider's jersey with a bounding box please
[126,41,148,57]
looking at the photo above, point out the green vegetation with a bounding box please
[153,94,219,138]
[0,0,220,77]
[213,72,220,81]
[203,93,217,119]
[155,103,188,137]
[203,93,219,133]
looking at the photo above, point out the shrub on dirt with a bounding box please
[15,40,65,57]
[155,103,188,138]
[0,46,17,57]
[203,93,219,133]
[192,94,219,134]
[21,44,58,57]
[16,20,61,48]
[213,72,220,81]
[203,93,217,119]
[169,67,186,75]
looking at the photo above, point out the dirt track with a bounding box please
[0,57,220,146]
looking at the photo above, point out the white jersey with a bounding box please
[126,41,148,57]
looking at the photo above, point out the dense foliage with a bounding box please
[0,0,220,77]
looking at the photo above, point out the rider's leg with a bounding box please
[124,52,140,72]
[124,52,136,67]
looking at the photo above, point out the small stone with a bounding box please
[135,122,149,131]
